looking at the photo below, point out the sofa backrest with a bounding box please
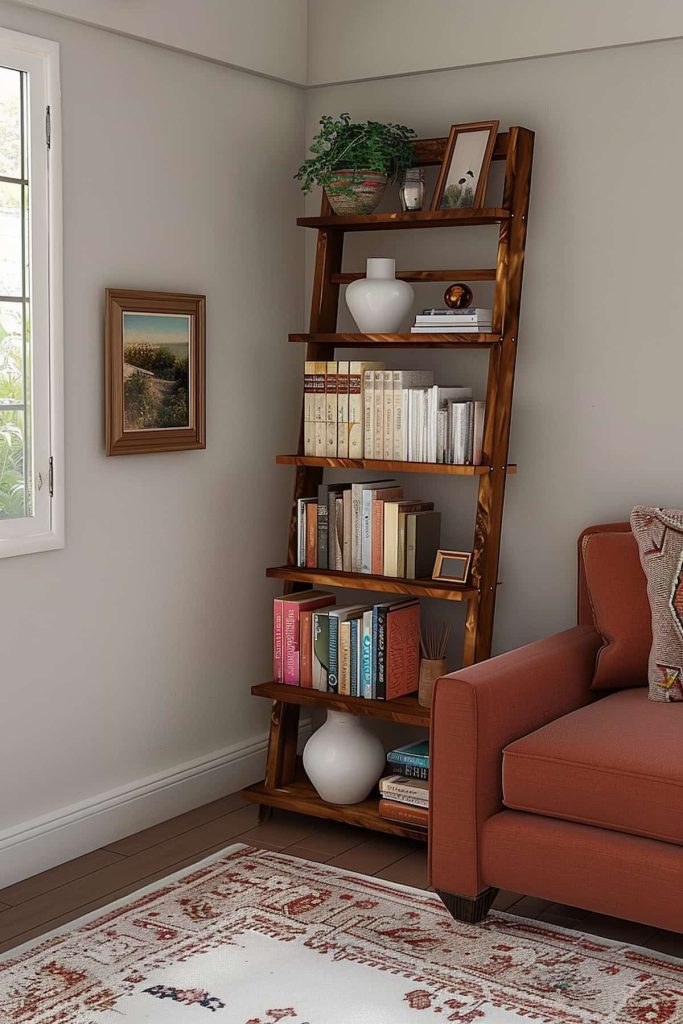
[578,522,651,690]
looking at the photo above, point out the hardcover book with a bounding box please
[328,605,369,693]
[405,510,441,580]
[361,481,400,574]
[349,361,383,459]
[373,597,419,700]
[280,591,336,685]
[305,501,318,568]
[383,500,434,577]
[387,739,429,769]
[325,360,338,457]
[389,761,429,781]
[378,798,428,828]
[336,360,350,458]
[312,611,331,691]
[313,360,327,456]
[379,774,429,807]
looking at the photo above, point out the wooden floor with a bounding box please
[0,794,680,958]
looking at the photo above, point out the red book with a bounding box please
[305,502,318,568]
[273,599,284,682]
[283,592,335,684]
[370,487,403,575]
[300,609,313,687]
[378,798,428,829]
[386,600,420,699]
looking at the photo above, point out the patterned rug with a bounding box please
[1,844,681,1023]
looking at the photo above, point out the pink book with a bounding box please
[273,599,285,683]
[282,591,336,684]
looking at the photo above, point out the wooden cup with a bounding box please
[418,658,447,708]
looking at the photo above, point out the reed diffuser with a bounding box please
[418,622,451,707]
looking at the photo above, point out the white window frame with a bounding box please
[0,27,63,558]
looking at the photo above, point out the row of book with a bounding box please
[273,591,419,700]
[379,740,430,828]
[411,307,493,334]
[296,479,440,579]
[303,361,484,465]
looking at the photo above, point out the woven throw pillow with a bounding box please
[631,505,683,702]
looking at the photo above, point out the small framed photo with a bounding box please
[105,289,206,455]
[431,120,499,210]
[432,550,472,584]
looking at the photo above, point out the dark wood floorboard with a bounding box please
[0,796,679,957]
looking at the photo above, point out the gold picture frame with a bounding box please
[432,549,472,584]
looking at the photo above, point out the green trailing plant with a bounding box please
[295,113,417,196]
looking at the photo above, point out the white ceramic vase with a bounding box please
[345,258,414,333]
[303,710,385,805]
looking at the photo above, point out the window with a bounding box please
[0,27,62,557]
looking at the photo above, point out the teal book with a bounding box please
[328,605,368,693]
[387,739,429,769]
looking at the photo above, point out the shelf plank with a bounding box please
[297,209,510,232]
[276,455,517,476]
[252,681,429,725]
[242,772,427,841]
[266,565,477,601]
[331,268,497,284]
[288,332,500,349]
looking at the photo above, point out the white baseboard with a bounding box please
[0,719,312,888]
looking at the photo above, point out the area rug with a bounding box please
[0,845,681,1023]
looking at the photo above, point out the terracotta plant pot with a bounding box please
[324,169,387,216]
[418,658,447,708]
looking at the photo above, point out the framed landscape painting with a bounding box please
[105,289,206,455]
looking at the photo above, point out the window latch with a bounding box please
[48,456,54,497]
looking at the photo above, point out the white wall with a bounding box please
[8,0,308,83]
[305,37,683,659]
[0,1,305,883]
[308,0,683,85]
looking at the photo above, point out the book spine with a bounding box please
[383,504,399,577]
[334,496,344,570]
[371,498,384,576]
[361,489,375,574]
[376,605,387,700]
[317,486,328,570]
[273,598,284,683]
[380,778,428,801]
[386,751,430,769]
[342,489,353,572]
[328,614,339,693]
[296,499,306,567]
[378,799,428,827]
[339,620,351,696]
[350,618,359,697]
[347,363,363,460]
[300,610,313,688]
[351,484,363,573]
[283,603,301,685]
[378,789,429,809]
[373,370,384,459]
[304,360,315,456]
[337,361,350,458]
[325,361,338,456]
[472,401,485,465]
[305,503,318,568]
[392,372,402,459]
[361,609,373,699]
[312,612,329,691]
[327,489,337,569]
[405,513,416,580]
[314,362,327,457]
[363,370,374,459]
[383,369,393,460]
[389,762,429,781]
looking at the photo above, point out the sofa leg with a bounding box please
[437,887,499,924]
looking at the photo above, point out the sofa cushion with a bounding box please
[502,689,683,845]
[631,506,683,702]
[580,527,651,690]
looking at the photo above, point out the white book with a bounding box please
[411,325,492,334]
[325,361,338,457]
[392,371,433,459]
[336,360,350,458]
[436,386,473,462]
[383,369,394,461]
[296,497,315,566]
[449,401,475,464]
[363,369,375,459]
[373,370,385,459]
[472,401,485,465]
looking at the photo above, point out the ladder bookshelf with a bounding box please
[243,126,534,840]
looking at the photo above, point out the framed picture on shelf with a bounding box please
[431,120,499,210]
[432,549,472,584]
[105,289,206,455]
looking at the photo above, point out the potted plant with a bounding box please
[295,113,417,216]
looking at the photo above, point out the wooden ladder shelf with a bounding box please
[243,127,535,840]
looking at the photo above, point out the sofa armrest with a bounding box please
[429,625,602,897]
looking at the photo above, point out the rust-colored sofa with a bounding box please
[430,523,683,933]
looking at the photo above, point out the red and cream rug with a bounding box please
[1,844,681,1023]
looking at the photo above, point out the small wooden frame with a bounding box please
[105,288,206,455]
[431,121,499,211]
[432,550,472,584]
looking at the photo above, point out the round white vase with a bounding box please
[303,710,385,805]
[345,258,414,333]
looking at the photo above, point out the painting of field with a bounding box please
[122,313,191,430]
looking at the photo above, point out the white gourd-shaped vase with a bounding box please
[303,710,386,805]
[345,258,414,333]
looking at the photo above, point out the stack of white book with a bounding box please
[411,307,493,333]
[404,386,485,465]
